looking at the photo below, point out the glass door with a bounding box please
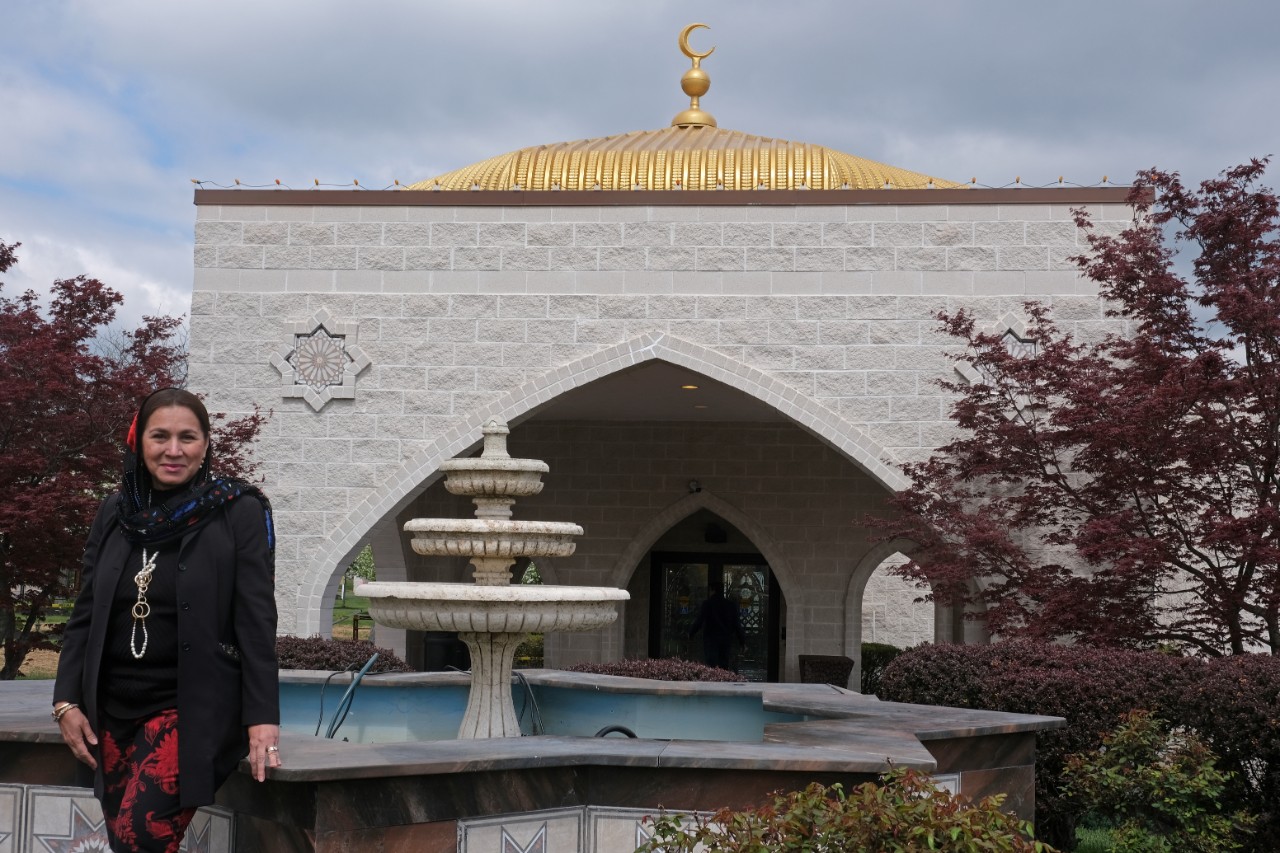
[649,552,780,681]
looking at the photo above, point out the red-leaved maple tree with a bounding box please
[878,161,1280,656]
[0,242,267,679]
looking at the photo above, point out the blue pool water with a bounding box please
[279,672,804,743]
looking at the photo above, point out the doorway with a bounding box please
[649,551,780,681]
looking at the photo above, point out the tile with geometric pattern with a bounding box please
[586,806,670,853]
[22,786,233,853]
[0,785,21,853]
[180,806,234,853]
[458,806,584,853]
[25,788,109,853]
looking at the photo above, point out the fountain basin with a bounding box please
[362,581,629,737]
[361,581,628,634]
[439,457,548,498]
[403,519,582,560]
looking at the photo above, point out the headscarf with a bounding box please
[115,389,275,552]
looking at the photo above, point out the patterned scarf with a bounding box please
[117,475,275,551]
[115,393,275,551]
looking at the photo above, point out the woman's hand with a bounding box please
[247,723,281,782]
[57,707,98,770]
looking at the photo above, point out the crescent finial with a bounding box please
[678,23,715,61]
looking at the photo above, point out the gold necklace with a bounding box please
[130,548,156,659]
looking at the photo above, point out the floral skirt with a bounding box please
[99,708,196,853]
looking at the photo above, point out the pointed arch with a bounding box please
[604,490,796,595]
[844,537,921,659]
[294,332,905,636]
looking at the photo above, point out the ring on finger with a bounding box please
[266,745,279,754]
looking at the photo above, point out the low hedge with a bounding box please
[860,641,904,695]
[878,642,1279,851]
[567,657,740,682]
[276,635,412,673]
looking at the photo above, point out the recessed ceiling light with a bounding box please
[693,404,708,409]
[681,384,699,390]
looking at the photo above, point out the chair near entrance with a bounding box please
[798,654,855,688]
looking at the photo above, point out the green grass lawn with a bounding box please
[331,586,371,640]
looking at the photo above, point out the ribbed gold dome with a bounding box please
[407,125,964,191]
[407,24,963,193]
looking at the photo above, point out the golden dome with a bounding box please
[407,24,963,193]
[406,126,964,191]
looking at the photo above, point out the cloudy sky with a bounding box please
[3,0,1277,328]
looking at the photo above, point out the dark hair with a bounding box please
[138,388,211,439]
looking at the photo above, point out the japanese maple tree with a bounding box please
[0,242,267,679]
[879,160,1280,655]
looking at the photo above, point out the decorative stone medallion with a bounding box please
[270,308,371,412]
[954,312,1038,389]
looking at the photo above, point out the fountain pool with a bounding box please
[3,672,1065,852]
[280,669,805,744]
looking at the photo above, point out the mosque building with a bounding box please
[187,26,1131,683]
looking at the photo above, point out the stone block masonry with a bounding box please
[187,194,1129,666]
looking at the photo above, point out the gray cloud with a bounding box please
[2,0,1277,325]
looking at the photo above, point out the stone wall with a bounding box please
[186,198,1130,653]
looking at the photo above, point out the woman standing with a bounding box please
[52,388,279,852]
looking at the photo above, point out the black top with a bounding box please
[100,537,181,719]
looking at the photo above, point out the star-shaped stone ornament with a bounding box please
[270,307,372,412]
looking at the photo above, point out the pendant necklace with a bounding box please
[130,548,156,659]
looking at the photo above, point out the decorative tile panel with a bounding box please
[18,786,232,853]
[25,788,109,853]
[181,806,234,853]
[0,785,20,853]
[459,807,583,853]
[587,806,671,853]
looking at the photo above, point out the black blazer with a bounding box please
[54,493,279,807]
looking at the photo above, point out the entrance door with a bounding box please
[649,552,780,682]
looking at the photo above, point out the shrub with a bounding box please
[514,633,544,668]
[878,642,1198,848]
[567,657,740,682]
[860,641,904,695]
[1063,710,1254,852]
[1182,655,1280,848]
[638,768,1054,852]
[276,635,412,673]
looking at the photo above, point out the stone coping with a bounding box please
[2,673,1064,781]
[359,584,630,602]
[194,187,1142,207]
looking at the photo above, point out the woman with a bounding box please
[53,388,279,852]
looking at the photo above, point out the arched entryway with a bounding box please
[294,332,906,640]
[302,336,922,681]
[633,509,784,681]
[861,551,935,650]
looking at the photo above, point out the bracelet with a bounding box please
[51,702,78,723]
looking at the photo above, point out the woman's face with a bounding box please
[142,405,209,488]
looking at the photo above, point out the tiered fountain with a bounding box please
[360,419,629,738]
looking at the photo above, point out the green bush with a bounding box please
[878,642,1280,850]
[638,768,1054,852]
[1063,710,1254,852]
[514,633,543,668]
[860,641,903,695]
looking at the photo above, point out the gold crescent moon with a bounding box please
[679,23,715,61]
